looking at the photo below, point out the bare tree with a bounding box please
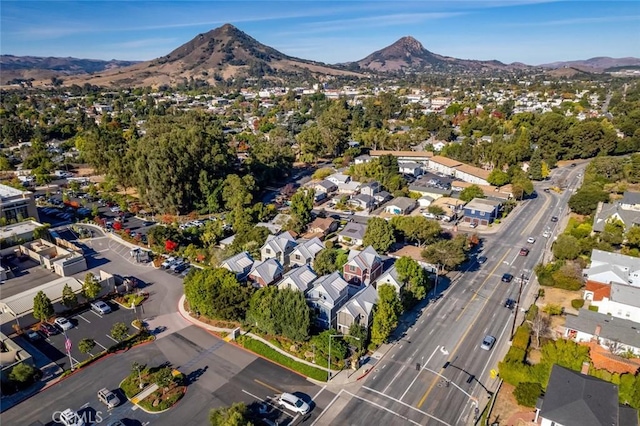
[530,312,551,349]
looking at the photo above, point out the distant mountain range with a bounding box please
[539,57,640,70]
[2,24,638,87]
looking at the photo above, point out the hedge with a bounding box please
[236,335,327,382]
[588,305,599,312]
[512,325,531,351]
[514,382,543,407]
[571,299,585,309]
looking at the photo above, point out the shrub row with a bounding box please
[236,335,327,382]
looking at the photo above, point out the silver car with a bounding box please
[480,335,496,351]
[277,392,310,415]
[91,301,112,315]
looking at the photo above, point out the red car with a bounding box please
[39,322,59,337]
[519,248,530,256]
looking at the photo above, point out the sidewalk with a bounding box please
[177,295,392,385]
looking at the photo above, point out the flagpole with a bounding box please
[64,331,74,371]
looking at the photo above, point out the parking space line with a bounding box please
[94,340,108,351]
[90,310,103,318]
[76,314,91,323]
[241,389,286,414]
[254,379,281,394]
[106,334,119,343]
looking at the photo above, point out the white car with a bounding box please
[543,230,551,238]
[277,392,310,415]
[91,300,111,315]
[59,408,85,426]
[54,317,73,331]
[527,237,536,244]
[110,206,121,213]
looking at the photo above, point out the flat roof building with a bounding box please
[0,184,38,223]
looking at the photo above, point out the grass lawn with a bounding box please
[237,335,327,382]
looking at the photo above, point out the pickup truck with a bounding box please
[97,388,120,408]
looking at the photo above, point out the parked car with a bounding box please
[39,322,60,337]
[504,299,516,310]
[480,335,496,351]
[59,408,85,426]
[161,257,176,269]
[97,387,121,408]
[91,301,112,315]
[54,317,73,331]
[26,329,42,341]
[519,248,529,256]
[550,216,558,222]
[469,222,477,228]
[477,256,487,265]
[501,273,514,283]
[527,237,536,244]
[543,230,551,238]
[110,206,121,213]
[174,262,190,273]
[277,392,310,415]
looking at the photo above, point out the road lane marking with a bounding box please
[400,345,439,401]
[310,389,344,426]
[106,334,119,343]
[342,390,424,426]
[455,248,511,322]
[254,379,281,394]
[76,314,91,323]
[383,365,407,394]
[418,249,511,409]
[361,387,451,425]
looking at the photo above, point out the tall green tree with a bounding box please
[394,256,430,308]
[390,216,441,247]
[81,273,102,301]
[61,284,78,309]
[314,248,338,276]
[371,285,402,346]
[487,169,510,186]
[246,287,311,341]
[288,188,314,233]
[363,217,396,252]
[601,218,625,245]
[626,226,640,250]
[568,183,609,215]
[553,234,580,260]
[33,291,54,322]
[184,268,252,321]
[209,403,252,426]
[78,338,96,356]
[459,185,485,202]
[529,150,544,181]
[421,236,468,271]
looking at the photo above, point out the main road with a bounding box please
[316,164,586,426]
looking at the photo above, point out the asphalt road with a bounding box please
[318,164,587,426]
[3,325,333,426]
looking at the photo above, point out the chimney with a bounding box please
[581,361,590,375]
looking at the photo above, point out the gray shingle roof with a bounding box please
[610,282,640,308]
[249,258,283,282]
[292,237,324,261]
[593,202,640,232]
[338,285,378,322]
[310,271,349,304]
[277,264,317,292]
[347,246,381,271]
[621,191,640,206]
[541,364,619,426]
[565,309,640,349]
[339,222,367,240]
[386,196,416,211]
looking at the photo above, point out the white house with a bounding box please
[260,232,297,266]
[327,173,350,186]
[338,222,367,246]
[565,308,640,356]
[277,264,318,294]
[583,249,640,287]
[384,197,417,215]
[220,251,254,281]
[314,180,338,194]
[398,161,423,176]
[375,265,404,294]
[306,272,350,329]
[289,237,325,268]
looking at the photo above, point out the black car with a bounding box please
[502,273,514,283]
[174,262,190,273]
[504,298,516,309]
[550,216,558,222]
[477,256,487,264]
[570,163,577,167]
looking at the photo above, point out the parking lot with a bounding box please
[19,299,143,369]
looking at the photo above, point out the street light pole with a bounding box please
[510,272,526,339]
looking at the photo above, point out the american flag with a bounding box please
[65,337,72,352]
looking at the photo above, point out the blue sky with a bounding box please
[2,1,639,65]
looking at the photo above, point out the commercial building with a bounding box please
[0,184,38,223]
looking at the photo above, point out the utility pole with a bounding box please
[510,272,525,339]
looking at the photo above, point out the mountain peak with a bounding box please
[393,36,425,53]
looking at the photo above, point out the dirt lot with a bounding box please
[538,287,583,315]
[489,382,537,425]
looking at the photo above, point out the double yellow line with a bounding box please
[417,248,510,408]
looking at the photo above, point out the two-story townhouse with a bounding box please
[375,265,404,294]
[248,258,284,288]
[276,264,317,294]
[220,251,254,281]
[343,246,383,286]
[462,198,501,226]
[453,164,490,186]
[359,181,380,197]
[305,217,338,239]
[398,161,423,176]
[336,285,378,334]
[306,271,350,329]
[289,237,325,268]
[427,156,462,176]
[260,232,297,266]
[350,194,375,211]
